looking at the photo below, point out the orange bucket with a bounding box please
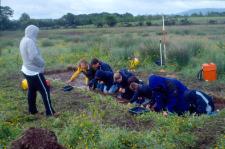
[202,63,217,81]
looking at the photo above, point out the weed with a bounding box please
[41,39,54,47]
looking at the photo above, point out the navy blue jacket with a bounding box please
[130,85,152,103]
[99,61,113,73]
[95,70,114,90]
[117,69,134,88]
[184,90,215,115]
[113,69,134,100]
[148,75,189,115]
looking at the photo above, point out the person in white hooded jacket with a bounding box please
[20,25,56,116]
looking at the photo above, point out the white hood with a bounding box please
[25,25,39,41]
[20,25,45,74]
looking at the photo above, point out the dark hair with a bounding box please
[127,76,140,86]
[91,58,99,65]
[129,82,139,91]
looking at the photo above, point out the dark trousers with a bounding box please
[23,73,55,116]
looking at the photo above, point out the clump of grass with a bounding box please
[41,39,54,47]
[59,114,100,148]
[187,41,205,56]
[100,129,147,148]
[209,53,225,74]
[0,122,21,146]
[138,39,159,62]
[110,47,135,61]
[168,43,191,69]
[0,41,15,56]
[114,34,140,48]
[172,30,190,35]
[215,134,225,149]
[0,40,14,48]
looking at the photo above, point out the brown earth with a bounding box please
[192,116,225,149]
[11,128,66,149]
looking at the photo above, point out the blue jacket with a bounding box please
[148,75,189,115]
[95,70,114,90]
[130,85,152,103]
[99,61,113,72]
[113,69,134,100]
[184,90,215,115]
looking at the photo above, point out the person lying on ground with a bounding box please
[148,75,189,116]
[94,70,114,93]
[113,69,135,100]
[91,58,113,72]
[67,59,95,86]
[19,25,58,117]
[129,82,153,107]
[184,90,215,115]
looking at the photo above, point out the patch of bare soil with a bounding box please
[103,112,154,131]
[52,89,93,113]
[98,101,153,131]
[46,69,87,90]
[11,127,65,149]
[192,116,225,149]
[45,69,94,113]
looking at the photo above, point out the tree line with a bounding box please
[1,5,225,31]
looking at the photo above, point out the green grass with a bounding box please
[0,24,225,148]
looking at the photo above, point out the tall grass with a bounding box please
[41,39,54,47]
[138,39,159,61]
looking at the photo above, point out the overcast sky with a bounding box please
[2,0,225,19]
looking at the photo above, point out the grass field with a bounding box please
[0,24,225,148]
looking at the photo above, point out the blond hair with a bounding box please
[78,59,89,68]
[114,72,122,82]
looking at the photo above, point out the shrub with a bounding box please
[187,41,205,56]
[138,39,159,62]
[41,39,54,47]
[180,18,192,25]
[210,53,225,74]
[208,20,217,24]
[168,43,191,68]
[146,21,152,26]
[110,47,134,61]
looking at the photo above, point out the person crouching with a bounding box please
[94,70,114,94]
[113,69,135,100]
[184,90,215,115]
[129,82,153,107]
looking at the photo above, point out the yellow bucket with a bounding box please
[21,79,28,90]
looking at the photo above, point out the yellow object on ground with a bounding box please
[21,79,28,90]
[129,57,140,70]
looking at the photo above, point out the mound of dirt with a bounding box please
[11,128,65,149]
